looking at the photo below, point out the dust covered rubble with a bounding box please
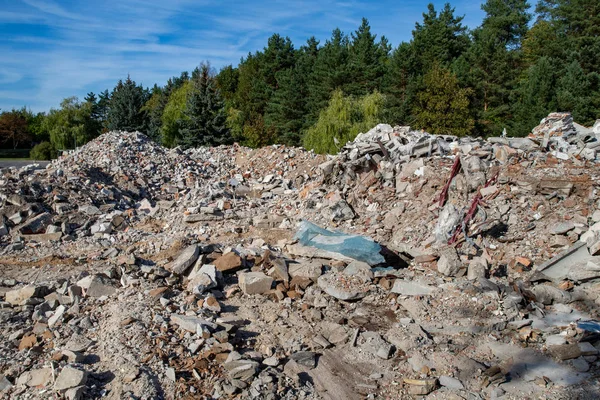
[1,113,600,399]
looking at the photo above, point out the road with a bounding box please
[0,160,50,169]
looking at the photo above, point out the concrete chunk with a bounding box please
[239,272,273,295]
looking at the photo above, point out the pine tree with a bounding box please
[512,57,557,136]
[307,28,350,122]
[467,0,531,136]
[106,76,149,132]
[346,18,390,96]
[414,64,474,136]
[409,3,470,71]
[265,37,319,146]
[179,64,231,148]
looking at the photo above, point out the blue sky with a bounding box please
[1,0,485,113]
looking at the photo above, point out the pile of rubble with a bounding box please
[1,112,600,399]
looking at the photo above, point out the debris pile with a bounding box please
[1,112,600,399]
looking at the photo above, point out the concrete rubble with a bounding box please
[1,113,600,398]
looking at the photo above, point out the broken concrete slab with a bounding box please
[170,245,200,275]
[238,272,273,295]
[391,280,435,296]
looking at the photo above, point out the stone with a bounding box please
[376,343,393,360]
[170,245,200,275]
[263,357,279,367]
[343,260,373,282]
[437,247,461,277]
[0,375,12,392]
[214,252,243,272]
[578,341,598,356]
[439,376,464,390]
[238,272,273,295]
[391,280,434,296]
[545,334,567,346]
[404,378,437,395]
[268,258,289,284]
[288,260,323,281]
[19,212,52,234]
[571,358,590,372]
[17,368,53,387]
[65,386,85,400]
[54,367,87,391]
[48,305,66,328]
[5,285,48,306]
[467,257,487,280]
[290,351,317,368]
[317,273,368,301]
[166,367,176,382]
[62,350,85,363]
[551,221,576,235]
[78,275,116,298]
[170,314,215,333]
[549,344,581,360]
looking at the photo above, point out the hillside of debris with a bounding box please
[1,112,600,399]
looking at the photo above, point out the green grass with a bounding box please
[0,158,31,161]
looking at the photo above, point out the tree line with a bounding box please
[1,0,598,158]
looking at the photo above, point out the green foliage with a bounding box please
[179,63,232,148]
[160,81,192,148]
[29,141,57,160]
[44,97,97,150]
[303,90,384,154]
[512,57,557,136]
[414,64,474,136]
[0,108,31,149]
[106,76,149,132]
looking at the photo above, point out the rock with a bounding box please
[376,343,393,360]
[170,245,200,275]
[343,260,373,282]
[48,305,66,328]
[439,376,464,390]
[268,258,289,284]
[288,260,323,281]
[214,252,243,273]
[65,386,85,400]
[263,357,279,366]
[571,358,590,372]
[578,341,598,356]
[551,221,576,235]
[238,272,273,295]
[437,247,461,277]
[17,368,53,387]
[545,334,567,346]
[78,274,116,298]
[317,273,368,301]
[54,367,87,391]
[467,257,487,280]
[404,378,437,395]
[0,375,12,392]
[391,280,434,296]
[326,200,355,221]
[166,367,176,382]
[290,351,317,368]
[549,344,581,360]
[5,285,48,306]
[19,212,52,234]
[224,360,259,381]
[170,314,215,333]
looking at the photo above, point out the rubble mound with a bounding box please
[54,131,206,200]
[1,113,600,399]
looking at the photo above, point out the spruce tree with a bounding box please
[106,76,149,132]
[346,18,390,96]
[179,64,231,148]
